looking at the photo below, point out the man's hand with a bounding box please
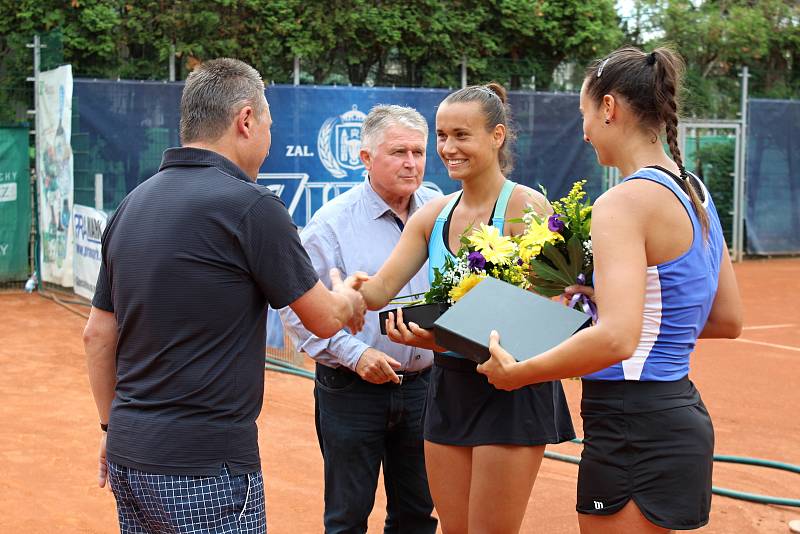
[476,330,526,391]
[355,348,402,384]
[330,268,368,333]
[384,308,446,352]
[98,431,109,489]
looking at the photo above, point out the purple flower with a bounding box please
[548,214,566,233]
[517,258,524,266]
[468,251,486,272]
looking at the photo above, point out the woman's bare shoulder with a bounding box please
[509,184,551,218]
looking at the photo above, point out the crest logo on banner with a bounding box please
[317,105,367,178]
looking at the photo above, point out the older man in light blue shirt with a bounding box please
[280,105,440,534]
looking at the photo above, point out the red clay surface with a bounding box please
[0,258,798,533]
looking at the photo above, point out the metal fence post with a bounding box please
[735,66,749,262]
[94,174,104,211]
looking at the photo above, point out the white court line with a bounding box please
[742,323,796,331]
[735,338,800,353]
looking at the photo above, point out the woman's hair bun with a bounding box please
[485,82,507,104]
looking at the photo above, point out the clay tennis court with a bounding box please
[0,258,797,533]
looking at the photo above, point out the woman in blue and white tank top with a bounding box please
[360,83,575,533]
[478,47,743,533]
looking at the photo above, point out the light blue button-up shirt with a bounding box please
[279,178,441,371]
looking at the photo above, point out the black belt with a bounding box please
[316,362,431,386]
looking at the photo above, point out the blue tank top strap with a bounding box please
[491,179,516,232]
[429,193,462,281]
[435,192,462,223]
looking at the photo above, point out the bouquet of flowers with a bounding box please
[425,222,529,305]
[517,180,595,319]
[379,223,528,333]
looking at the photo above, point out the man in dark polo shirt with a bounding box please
[83,58,366,534]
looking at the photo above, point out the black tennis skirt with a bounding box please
[577,376,714,530]
[423,353,576,446]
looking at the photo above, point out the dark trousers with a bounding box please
[314,363,438,534]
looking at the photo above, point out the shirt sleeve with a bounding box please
[277,217,369,370]
[92,220,114,312]
[237,193,318,309]
[92,261,114,312]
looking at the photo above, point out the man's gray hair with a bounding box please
[360,105,429,153]
[180,58,266,144]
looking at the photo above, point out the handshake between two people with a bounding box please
[328,268,369,334]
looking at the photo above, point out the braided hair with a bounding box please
[584,46,709,238]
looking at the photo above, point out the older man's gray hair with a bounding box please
[180,58,266,144]
[360,105,429,154]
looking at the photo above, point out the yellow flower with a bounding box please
[519,218,564,262]
[467,223,516,265]
[449,273,485,302]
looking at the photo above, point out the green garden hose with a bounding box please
[548,438,800,507]
[265,357,800,508]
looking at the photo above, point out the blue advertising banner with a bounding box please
[73,81,605,227]
[746,99,800,255]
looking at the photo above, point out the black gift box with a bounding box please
[378,302,450,335]
[433,277,592,364]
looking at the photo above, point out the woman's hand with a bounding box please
[561,284,595,304]
[384,308,446,352]
[476,331,527,391]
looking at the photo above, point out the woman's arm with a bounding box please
[360,196,449,310]
[477,184,649,389]
[699,246,742,338]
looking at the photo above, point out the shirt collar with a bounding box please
[159,147,253,183]
[363,176,421,221]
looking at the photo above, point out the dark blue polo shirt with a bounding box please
[93,147,318,475]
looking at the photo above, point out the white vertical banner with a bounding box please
[72,204,107,300]
[36,64,74,287]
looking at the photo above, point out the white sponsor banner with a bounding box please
[36,64,74,287]
[72,204,107,301]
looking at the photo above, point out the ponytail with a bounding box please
[651,47,709,239]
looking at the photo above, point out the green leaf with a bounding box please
[532,285,564,298]
[542,241,580,283]
[529,258,574,287]
[566,236,584,278]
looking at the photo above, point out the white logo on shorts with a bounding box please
[594,501,604,510]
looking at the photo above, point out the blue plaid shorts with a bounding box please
[107,461,266,533]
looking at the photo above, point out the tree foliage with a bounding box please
[1,0,798,123]
[632,0,800,117]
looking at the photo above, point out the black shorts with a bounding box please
[423,353,575,446]
[577,377,714,530]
